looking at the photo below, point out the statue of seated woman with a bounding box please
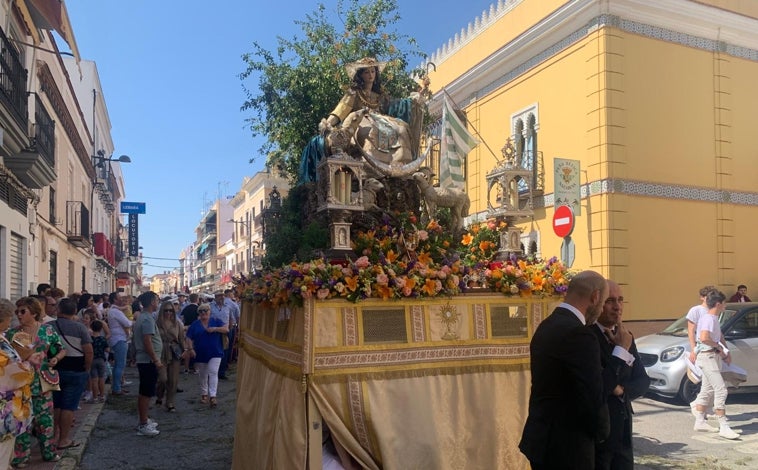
[299,57,429,183]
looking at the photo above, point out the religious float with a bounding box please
[232,58,568,470]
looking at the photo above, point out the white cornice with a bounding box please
[431,0,758,113]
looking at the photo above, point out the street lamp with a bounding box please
[89,150,132,292]
[92,149,131,168]
[228,218,252,273]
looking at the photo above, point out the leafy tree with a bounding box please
[240,0,426,183]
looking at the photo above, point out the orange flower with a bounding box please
[376,285,392,300]
[345,276,358,292]
[386,249,398,263]
[417,251,432,265]
[461,233,473,246]
[422,279,437,296]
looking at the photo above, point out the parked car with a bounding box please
[635,302,758,403]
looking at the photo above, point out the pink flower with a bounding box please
[355,256,370,269]
[317,288,330,299]
[417,230,429,241]
[376,273,389,286]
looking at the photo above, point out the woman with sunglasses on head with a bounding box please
[0,298,45,470]
[155,301,187,412]
[185,303,227,408]
[6,297,65,466]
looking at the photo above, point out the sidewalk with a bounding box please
[22,384,110,470]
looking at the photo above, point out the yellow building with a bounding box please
[426,0,758,320]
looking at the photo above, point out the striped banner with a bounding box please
[439,96,478,190]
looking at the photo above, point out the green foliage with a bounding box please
[261,185,329,267]
[240,0,426,182]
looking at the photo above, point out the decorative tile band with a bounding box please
[534,179,758,209]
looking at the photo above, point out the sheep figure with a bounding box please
[352,177,385,212]
[412,171,470,233]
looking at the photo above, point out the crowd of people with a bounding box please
[0,284,241,468]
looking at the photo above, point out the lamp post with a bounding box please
[228,218,252,273]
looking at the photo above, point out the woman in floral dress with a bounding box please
[7,297,65,466]
[0,299,39,470]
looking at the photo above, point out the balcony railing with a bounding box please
[66,201,90,248]
[0,27,28,128]
[34,95,55,167]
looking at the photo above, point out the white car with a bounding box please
[635,302,758,403]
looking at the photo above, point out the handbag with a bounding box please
[221,332,229,350]
[170,342,183,361]
[39,367,61,393]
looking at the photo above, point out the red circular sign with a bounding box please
[552,205,575,238]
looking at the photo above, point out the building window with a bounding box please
[49,187,56,225]
[511,105,539,193]
[81,266,86,292]
[9,232,25,301]
[49,250,57,287]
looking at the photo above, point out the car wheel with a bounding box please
[678,376,701,404]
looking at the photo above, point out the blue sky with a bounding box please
[64,0,496,276]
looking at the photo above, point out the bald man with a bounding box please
[519,270,610,470]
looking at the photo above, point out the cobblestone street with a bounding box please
[79,364,236,470]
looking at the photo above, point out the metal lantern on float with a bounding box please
[486,138,534,256]
[315,145,366,256]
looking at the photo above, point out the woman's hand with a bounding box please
[28,351,45,367]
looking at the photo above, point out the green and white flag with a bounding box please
[440,96,478,190]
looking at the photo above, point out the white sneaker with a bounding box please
[135,418,158,431]
[137,423,160,436]
[719,425,740,440]
[694,420,719,433]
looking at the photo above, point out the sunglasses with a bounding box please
[198,309,209,313]
[163,309,175,313]
[14,308,30,315]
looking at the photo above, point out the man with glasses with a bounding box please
[592,280,649,470]
[40,296,57,323]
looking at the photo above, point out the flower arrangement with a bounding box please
[460,218,507,268]
[483,255,571,297]
[233,214,572,306]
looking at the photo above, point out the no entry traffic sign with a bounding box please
[552,205,575,238]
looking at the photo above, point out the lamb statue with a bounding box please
[412,169,470,233]
[352,177,385,212]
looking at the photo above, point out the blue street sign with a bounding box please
[121,201,146,214]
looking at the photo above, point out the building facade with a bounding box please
[427,0,758,318]
[0,1,127,300]
[228,170,289,276]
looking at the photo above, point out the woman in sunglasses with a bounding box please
[6,297,65,466]
[155,301,187,412]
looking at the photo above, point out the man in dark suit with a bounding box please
[519,271,610,470]
[592,280,650,470]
